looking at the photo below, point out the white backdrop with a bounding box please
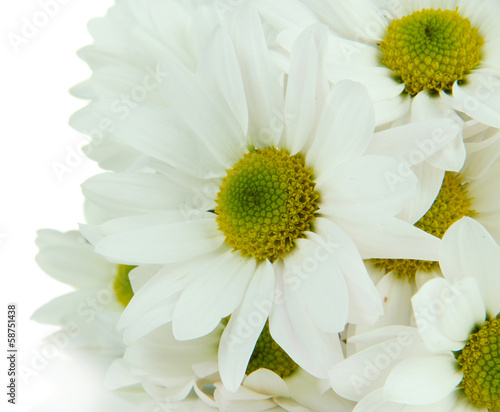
[2,1,115,410]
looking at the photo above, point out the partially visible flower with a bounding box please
[105,323,222,405]
[330,217,500,411]
[358,131,500,333]
[32,229,137,354]
[284,0,500,129]
[212,368,354,412]
[106,314,352,411]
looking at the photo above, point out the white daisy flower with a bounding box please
[211,368,355,412]
[357,131,500,332]
[32,229,137,354]
[288,0,500,129]
[80,6,452,391]
[330,217,500,411]
[105,322,222,405]
[106,318,352,411]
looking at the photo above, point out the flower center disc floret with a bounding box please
[246,322,298,378]
[369,172,475,281]
[215,147,319,262]
[113,264,136,307]
[457,316,500,410]
[380,8,483,95]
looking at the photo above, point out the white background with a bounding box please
[1,1,115,410]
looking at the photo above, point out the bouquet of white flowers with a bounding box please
[34,1,500,411]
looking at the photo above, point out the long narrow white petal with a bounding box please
[283,234,349,333]
[230,4,284,148]
[173,252,256,340]
[307,81,375,172]
[269,262,344,379]
[197,29,248,136]
[94,212,224,265]
[313,218,382,325]
[218,261,275,392]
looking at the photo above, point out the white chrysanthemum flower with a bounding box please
[32,229,137,354]
[330,217,500,411]
[80,6,455,391]
[357,132,500,332]
[106,319,352,411]
[211,368,354,412]
[285,0,500,129]
[105,323,222,404]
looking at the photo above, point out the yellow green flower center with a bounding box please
[215,147,319,262]
[246,322,298,378]
[380,8,483,96]
[369,172,475,281]
[113,264,136,307]
[457,316,500,410]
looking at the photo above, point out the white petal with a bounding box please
[329,335,429,401]
[440,217,500,316]
[269,262,344,379]
[95,102,224,178]
[123,295,180,344]
[384,355,462,405]
[355,272,413,335]
[336,215,441,261]
[197,29,248,136]
[304,0,387,41]
[173,252,256,340]
[285,369,356,412]
[104,359,140,390]
[450,73,500,129]
[283,235,349,333]
[158,57,245,168]
[317,155,417,218]
[368,119,462,170]
[353,388,404,412]
[118,260,201,330]
[411,277,485,352]
[348,325,422,351]
[284,26,329,154]
[396,164,444,225]
[35,242,114,290]
[411,90,456,122]
[88,66,163,104]
[307,80,375,172]
[244,369,289,397]
[94,212,224,265]
[374,94,411,126]
[409,89,466,171]
[82,172,203,217]
[31,291,102,325]
[313,218,382,325]
[254,0,319,30]
[230,4,284,148]
[218,261,275,392]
